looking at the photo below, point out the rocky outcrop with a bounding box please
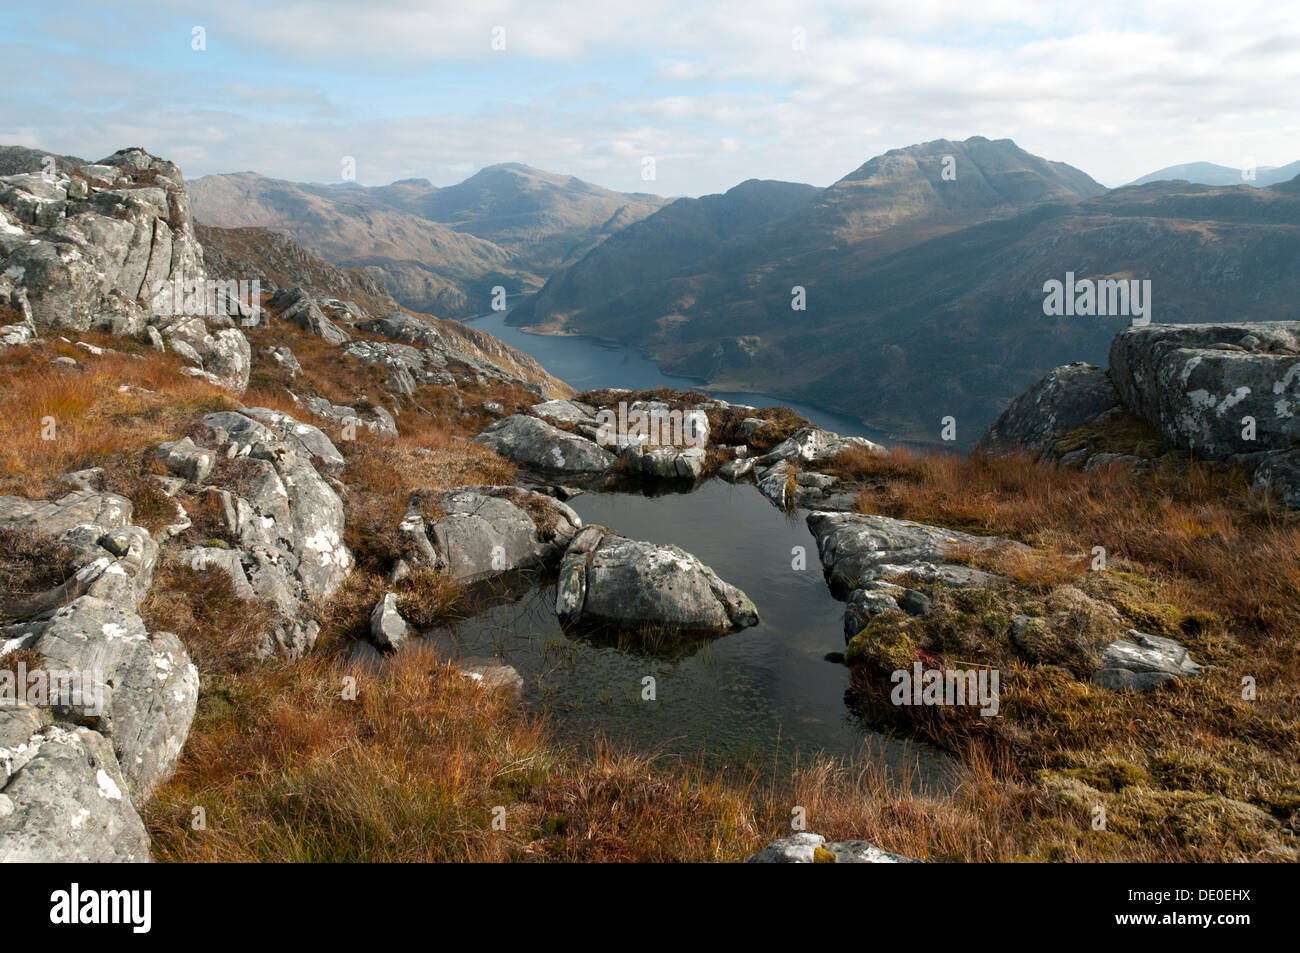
[164,316,252,392]
[556,526,759,634]
[807,511,1017,598]
[983,322,1300,508]
[978,362,1121,457]
[269,287,351,345]
[0,481,202,861]
[753,427,884,510]
[474,414,615,475]
[0,149,203,334]
[0,148,255,392]
[187,409,353,657]
[0,491,197,798]
[0,714,151,862]
[1109,322,1300,459]
[745,832,921,863]
[397,485,581,583]
[356,311,550,398]
[1092,630,1204,691]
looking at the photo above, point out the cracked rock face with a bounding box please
[0,492,196,798]
[1108,321,1300,459]
[474,413,615,475]
[195,409,353,657]
[0,148,203,336]
[555,525,759,634]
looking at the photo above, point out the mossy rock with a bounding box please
[845,610,917,670]
[812,845,837,863]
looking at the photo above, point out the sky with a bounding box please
[3,0,1299,196]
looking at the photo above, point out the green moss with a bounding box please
[1052,412,1168,462]
[813,845,837,863]
[845,611,918,670]
[1059,760,1147,793]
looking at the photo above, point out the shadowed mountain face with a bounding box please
[511,138,1300,444]
[187,163,666,318]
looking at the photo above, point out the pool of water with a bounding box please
[430,479,952,788]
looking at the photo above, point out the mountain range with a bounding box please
[187,163,666,318]
[185,136,1300,444]
[1127,160,1300,188]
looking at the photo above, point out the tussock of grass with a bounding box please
[829,445,1300,861]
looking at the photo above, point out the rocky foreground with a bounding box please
[2,147,1298,864]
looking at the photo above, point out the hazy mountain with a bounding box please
[1127,159,1300,188]
[513,139,1300,443]
[187,164,666,317]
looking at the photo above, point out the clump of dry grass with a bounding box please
[0,334,234,500]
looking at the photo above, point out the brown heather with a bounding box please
[7,328,1295,862]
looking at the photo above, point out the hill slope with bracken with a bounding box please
[186,164,666,318]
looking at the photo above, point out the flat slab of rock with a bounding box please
[474,414,615,475]
[556,526,758,634]
[458,658,524,699]
[1092,630,1203,691]
[807,511,1020,597]
[745,832,921,863]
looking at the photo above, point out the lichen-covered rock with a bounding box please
[755,427,883,467]
[745,832,921,863]
[199,410,353,656]
[300,395,398,440]
[1252,449,1300,508]
[752,427,883,511]
[1108,321,1300,459]
[807,511,1018,598]
[23,596,198,797]
[978,362,1121,457]
[270,287,350,345]
[1092,630,1203,691]
[474,414,615,474]
[0,717,151,863]
[153,436,216,483]
[556,526,759,634]
[0,148,204,336]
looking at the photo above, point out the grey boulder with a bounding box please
[474,414,615,475]
[556,526,759,634]
[1092,630,1204,691]
[978,362,1120,457]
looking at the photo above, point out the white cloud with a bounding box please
[4,0,1300,193]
